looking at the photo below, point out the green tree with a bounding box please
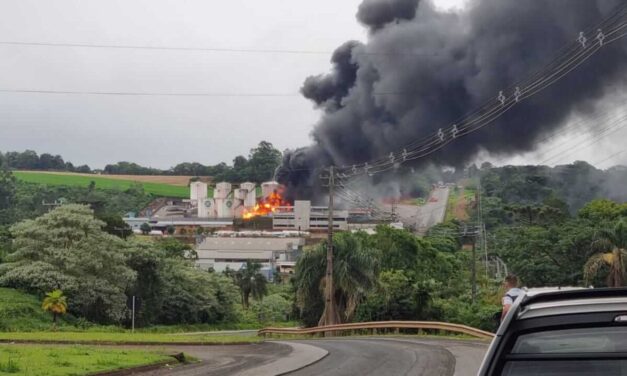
[247,141,282,183]
[584,219,627,287]
[252,293,291,323]
[0,168,16,225]
[0,205,135,323]
[98,214,132,239]
[294,232,379,326]
[42,289,67,325]
[140,222,151,235]
[233,261,268,309]
[579,199,627,222]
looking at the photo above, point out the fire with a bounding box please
[242,190,290,219]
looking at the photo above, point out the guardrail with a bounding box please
[258,321,495,340]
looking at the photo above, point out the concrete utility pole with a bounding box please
[471,240,477,304]
[320,166,338,327]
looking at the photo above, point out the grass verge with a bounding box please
[0,332,261,345]
[0,344,172,375]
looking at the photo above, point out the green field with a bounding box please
[13,171,190,198]
[0,344,171,375]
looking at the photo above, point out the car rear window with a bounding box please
[500,327,627,375]
[512,327,627,353]
[502,360,627,376]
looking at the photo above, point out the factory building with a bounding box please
[272,200,349,231]
[195,236,305,279]
[126,180,350,234]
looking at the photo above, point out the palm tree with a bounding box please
[42,289,68,326]
[234,261,268,309]
[584,219,627,287]
[294,232,380,326]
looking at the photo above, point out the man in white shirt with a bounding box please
[501,274,523,321]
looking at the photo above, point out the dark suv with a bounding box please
[478,287,627,375]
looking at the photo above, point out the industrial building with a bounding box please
[272,200,349,231]
[125,180,351,234]
[195,236,305,280]
[192,181,282,219]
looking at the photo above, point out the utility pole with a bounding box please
[131,295,136,333]
[320,166,337,327]
[471,240,477,304]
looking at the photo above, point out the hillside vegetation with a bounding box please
[14,171,190,198]
[0,287,67,331]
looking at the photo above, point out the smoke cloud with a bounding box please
[276,0,627,200]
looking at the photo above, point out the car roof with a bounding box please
[517,287,627,320]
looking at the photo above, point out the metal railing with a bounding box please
[258,321,495,340]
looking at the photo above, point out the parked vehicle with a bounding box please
[478,287,627,375]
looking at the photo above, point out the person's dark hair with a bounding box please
[505,274,518,287]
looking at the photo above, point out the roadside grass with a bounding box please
[0,288,74,332]
[445,187,475,221]
[0,344,172,375]
[0,331,261,345]
[445,188,460,221]
[13,171,191,198]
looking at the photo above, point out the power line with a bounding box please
[0,89,301,97]
[591,149,627,167]
[0,40,439,57]
[328,16,627,181]
[539,112,627,165]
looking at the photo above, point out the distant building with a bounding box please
[272,200,348,231]
[196,237,305,279]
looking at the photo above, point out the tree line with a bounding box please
[479,162,627,289]
[0,150,91,173]
[1,141,283,184]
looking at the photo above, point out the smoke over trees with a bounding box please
[276,0,627,199]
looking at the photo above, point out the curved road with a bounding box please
[133,337,487,376]
[288,338,487,376]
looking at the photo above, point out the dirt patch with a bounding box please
[453,188,470,221]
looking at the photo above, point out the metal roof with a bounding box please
[197,237,305,251]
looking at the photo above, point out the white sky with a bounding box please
[0,0,624,170]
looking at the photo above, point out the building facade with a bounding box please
[195,237,305,279]
[272,200,348,231]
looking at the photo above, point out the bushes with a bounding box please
[0,206,241,328]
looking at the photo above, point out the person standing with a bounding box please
[501,274,523,321]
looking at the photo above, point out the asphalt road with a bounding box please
[132,337,487,376]
[135,342,293,376]
[395,187,450,234]
[287,338,487,376]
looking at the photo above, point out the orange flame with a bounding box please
[242,190,290,219]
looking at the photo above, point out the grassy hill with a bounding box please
[14,171,190,198]
[0,288,66,331]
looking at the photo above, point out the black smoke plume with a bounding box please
[276,0,627,201]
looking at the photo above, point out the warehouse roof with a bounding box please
[197,237,305,251]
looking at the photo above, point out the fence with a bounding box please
[258,321,495,340]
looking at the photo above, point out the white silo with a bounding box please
[198,198,215,218]
[214,182,232,199]
[261,181,280,198]
[217,198,234,218]
[240,182,257,208]
[190,181,208,203]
